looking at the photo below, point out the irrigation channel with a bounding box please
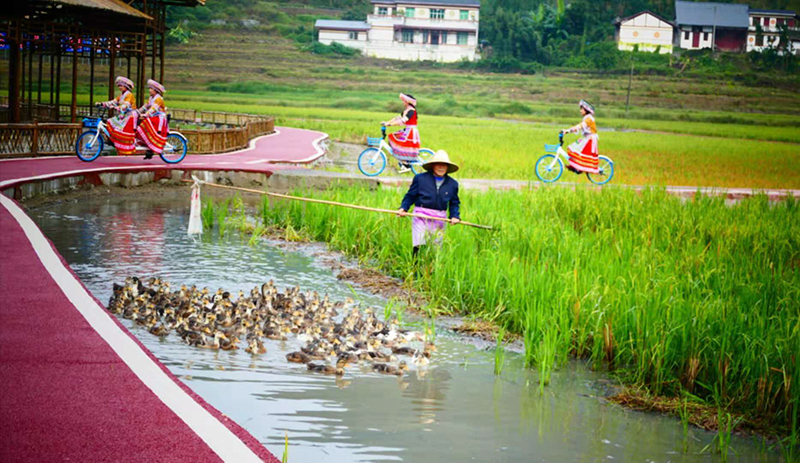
[28,192,783,462]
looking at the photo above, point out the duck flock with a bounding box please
[107,277,433,377]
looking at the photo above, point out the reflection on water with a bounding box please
[28,195,779,462]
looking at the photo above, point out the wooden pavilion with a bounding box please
[1,0,203,125]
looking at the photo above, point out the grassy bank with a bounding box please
[254,183,799,445]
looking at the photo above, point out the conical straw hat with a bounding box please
[422,150,459,174]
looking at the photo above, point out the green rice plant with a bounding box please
[201,197,215,230]
[282,432,289,463]
[248,225,266,247]
[259,184,800,434]
[215,198,230,238]
[494,326,506,376]
[383,300,393,323]
[424,309,437,346]
[678,396,691,453]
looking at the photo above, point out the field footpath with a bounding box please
[272,169,800,202]
[0,126,331,462]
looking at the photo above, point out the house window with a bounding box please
[703,32,708,41]
[684,31,689,40]
[762,17,769,26]
[405,7,415,17]
[757,35,764,46]
[460,10,469,20]
[349,31,358,40]
[441,31,448,44]
[431,9,445,19]
[457,31,468,45]
[402,29,414,43]
[422,30,429,43]
[378,7,388,15]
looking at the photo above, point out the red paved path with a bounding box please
[0,126,327,190]
[0,126,326,462]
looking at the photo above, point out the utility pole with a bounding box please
[625,58,634,115]
[712,5,717,52]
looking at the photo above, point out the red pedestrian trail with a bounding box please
[0,126,326,462]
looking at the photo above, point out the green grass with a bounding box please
[258,183,800,437]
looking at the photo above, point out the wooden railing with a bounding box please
[0,99,275,158]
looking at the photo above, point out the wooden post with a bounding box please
[8,24,22,123]
[89,34,95,106]
[55,46,62,120]
[49,51,55,106]
[160,31,165,81]
[70,37,78,123]
[108,37,116,102]
[28,38,34,118]
[625,58,634,115]
[37,53,43,104]
[32,119,39,156]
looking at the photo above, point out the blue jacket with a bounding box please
[400,172,460,219]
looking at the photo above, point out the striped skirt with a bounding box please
[107,110,138,156]
[137,114,168,154]
[388,125,420,162]
[412,206,447,247]
[567,134,599,174]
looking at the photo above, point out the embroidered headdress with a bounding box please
[147,79,166,95]
[579,100,595,115]
[399,93,417,107]
[115,76,134,90]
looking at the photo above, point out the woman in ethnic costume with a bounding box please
[137,79,169,160]
[561,100,599,174]
[98,76,137,156]
[398,150,460,258]
[382,93,420,173]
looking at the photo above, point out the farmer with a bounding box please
[397,150,460,257]
[382,93,420,174]
[561,100,599,174]
[136,79,169,160]
[97,76,137,156]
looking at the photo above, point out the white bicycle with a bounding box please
[75,105,188,164]
[535,133,615,185]
[357,126,434,177]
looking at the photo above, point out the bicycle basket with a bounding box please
[366,137,382,147]
[544,144,560,153]
[82,117,100,128]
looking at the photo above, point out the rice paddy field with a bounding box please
[250,184,800,449]
[161,28,800,189]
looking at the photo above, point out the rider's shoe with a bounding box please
[398,166,411,174]
[143,151,154,160]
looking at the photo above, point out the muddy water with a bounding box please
[28,194,779,462]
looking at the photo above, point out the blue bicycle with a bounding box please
[357,126,434,177]
[75,105,188,163]
[535,133,614,185]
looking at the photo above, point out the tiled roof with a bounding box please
[675,1,749,28]
[314,20,371,31]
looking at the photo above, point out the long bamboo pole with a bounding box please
[182,180,494,230]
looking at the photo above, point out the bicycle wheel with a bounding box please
[410,148,434,175]
[358,148,386,177]
[75,131,103,162]
[160,133,188,164]
[535,154,564,183]
[586,156,614,185]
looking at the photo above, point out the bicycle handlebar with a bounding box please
[381,125,387,140]
[559,132,564,146]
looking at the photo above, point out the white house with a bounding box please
[747,9,798,54]
[675,1,749,52]
[315,0,480,62]
[614,11,675,53]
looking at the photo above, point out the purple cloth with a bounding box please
[411,206,447,247]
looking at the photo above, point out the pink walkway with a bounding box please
[0,126,327,190]
[0,126,326,462]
